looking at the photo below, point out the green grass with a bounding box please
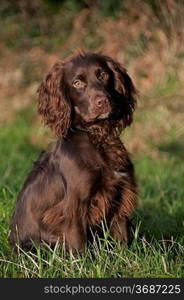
[0,111,183,278]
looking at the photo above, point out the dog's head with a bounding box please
[38,52,137,137]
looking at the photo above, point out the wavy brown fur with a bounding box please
[10,51,137,252]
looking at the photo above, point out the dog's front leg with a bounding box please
[110,177,137,245]
[62,211,87,252]
[110,215,129,244]
[42,199,88,252]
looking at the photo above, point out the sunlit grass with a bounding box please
[0,111,183,278]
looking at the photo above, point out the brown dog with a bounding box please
[10,52,137,252]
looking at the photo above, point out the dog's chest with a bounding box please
[87,138,130,226]
[102,137,128,171]
[113,170,128,179]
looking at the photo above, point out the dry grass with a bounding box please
[0,1,183,152]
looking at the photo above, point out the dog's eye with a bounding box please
[73,79,85,88]
[99,71,108,81]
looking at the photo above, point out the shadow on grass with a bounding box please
[158,140,184,159]
[133,153,184,243]
[135,203,184,241]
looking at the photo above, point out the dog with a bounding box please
[10,51,137,252]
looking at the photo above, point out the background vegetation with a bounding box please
[0,0,183,278]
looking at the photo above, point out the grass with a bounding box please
[0,107,183,278]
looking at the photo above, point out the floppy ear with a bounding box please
[37,61,71,137]
[106,56,137,127]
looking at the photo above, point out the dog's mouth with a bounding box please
[75,106,111,123]
[95,111,110,120]
[74,99,125,125]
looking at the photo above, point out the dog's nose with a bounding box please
[95,96,108,108]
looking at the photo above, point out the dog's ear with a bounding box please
[106,56,137,127]
[37,61,71,137]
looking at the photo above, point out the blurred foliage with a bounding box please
[1,0,183,18]
[0,0,183,139]
[0,0,123,17]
